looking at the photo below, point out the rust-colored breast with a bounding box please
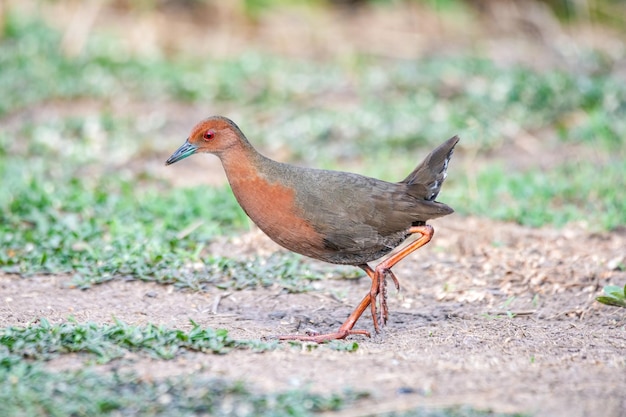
[225,163,327,258]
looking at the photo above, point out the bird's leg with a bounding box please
[274,225,433,343]
[366,224,434,332]
[275,292,372,343]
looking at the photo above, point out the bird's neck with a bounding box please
[218,139,268,181]
[218,139,281,207]
[218,143,301,236]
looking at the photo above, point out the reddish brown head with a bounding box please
[165,116,247,165]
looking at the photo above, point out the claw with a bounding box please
[388,270,400,292]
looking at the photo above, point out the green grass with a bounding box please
[0,362,361,417]
[1,111,361,290]
[447,160,626,230]
[0,159,243,278]
[0,319,274,364]
[596,284,626,308]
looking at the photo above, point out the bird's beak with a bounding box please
[165,139,198,165]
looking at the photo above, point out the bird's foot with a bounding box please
[272,291,374,343]
[364,224,434,332]
[274,328,370,343]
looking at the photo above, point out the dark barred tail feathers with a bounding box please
[401,135,459,201]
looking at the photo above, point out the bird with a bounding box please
[166,116,458,343]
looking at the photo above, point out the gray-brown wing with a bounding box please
[291,170,451,260]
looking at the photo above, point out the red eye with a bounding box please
[203,130,214,141]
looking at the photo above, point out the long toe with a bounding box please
[380,272,388,325]
[388,270,400,292]
[274,329,371,343]
[369,283,381,332]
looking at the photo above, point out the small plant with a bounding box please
[327,340,359,352]
[501,296,516,318]
[596,285,626,308]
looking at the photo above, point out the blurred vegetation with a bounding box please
[0,356,525,416]
[101,0,626,27]
[533,0,626,25]
[0,361,360,416]
[596,284,626,308]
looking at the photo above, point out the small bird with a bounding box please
[166,116,458,342]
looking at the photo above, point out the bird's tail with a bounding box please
[400,135,459,201]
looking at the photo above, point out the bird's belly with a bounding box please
[316,246,395,265]
[318,231,409,265]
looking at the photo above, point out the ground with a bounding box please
[2,216,625,417]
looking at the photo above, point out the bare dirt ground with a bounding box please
[2,216,625,417]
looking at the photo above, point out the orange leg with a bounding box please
[365,224,433,333]
[276,292,372,342]
[276,224,434,342]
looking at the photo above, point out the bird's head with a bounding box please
[165,116,246,165]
